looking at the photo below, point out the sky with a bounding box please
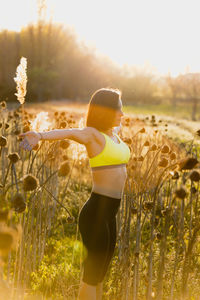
[0,0,199,77]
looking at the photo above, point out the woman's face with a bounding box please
[113,99,124,126]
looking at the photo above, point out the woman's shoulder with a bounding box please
[84,127,104,144]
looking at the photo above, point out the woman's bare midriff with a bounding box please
[86,128,127,199]
[91,165,127,199]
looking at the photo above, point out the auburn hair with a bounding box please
[85,88,122,131]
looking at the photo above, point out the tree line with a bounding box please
[0,21,199,120]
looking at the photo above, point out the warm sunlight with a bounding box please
[0,0,200,76]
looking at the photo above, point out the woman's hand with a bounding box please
[18,131,41,151]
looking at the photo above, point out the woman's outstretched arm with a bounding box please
[19,127,96,150]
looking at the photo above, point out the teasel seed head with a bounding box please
[67,216,75,224]
[156,232,162,240]
[12,193,26,213]
[189,170,200,182]
[0,136,7,147]
[58,161,70,177]
[174,187,187,199]
[149,144,157,151]
[59,121,67,129]
[131,207,137,214]
[170,152,176,160]
[144,140,150,147]
[123,137,132,144]
[0,101,6,109]
[158,158,168,168]
[23,125,30,132]
[5,123,9,130]
[23,174,39,191]
[144,201,154,210]
[60,140,70,149]
[62,155,68,161]
[139,127,145,133]
[179,157,199,171]
[8,152,20,164]
[171,171,179,180]
[32,144,39,151]
[137,156,144,161]
[161,145,170,154]
[191,187,197,194]
[196,129,200,137]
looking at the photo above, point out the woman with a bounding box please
[19,88,130,300]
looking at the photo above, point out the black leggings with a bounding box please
[78,192,121,286]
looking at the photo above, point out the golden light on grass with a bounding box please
[30,111,51,132]
[14,57,27,105]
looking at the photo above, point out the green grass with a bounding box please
[123,102,199,120]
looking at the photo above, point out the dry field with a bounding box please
[0,100,200,300]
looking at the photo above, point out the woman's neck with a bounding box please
[103,128,114,137]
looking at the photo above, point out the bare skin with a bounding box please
[19,103,125,300]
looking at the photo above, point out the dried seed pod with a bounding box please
[13,193,26,213]
[156,208,162,217]
[134,251,140,257]
[67,216,75,224]
[0,101,6,109]
[196,129,200,137]
[137,156,144,161]
[171,171,179,180]
[123,137,132,144]
[32,144,39,151]
[0,136,7,147]
[170,152,176,160]
[23,174,39,191]
[144,201,154,210]
[144,141,150,147]
[5,123,9,130]
[60,140,70,149]
[179,157,199,171]
[154,216,160,227]
[23,125,30,132]
[191,187,197,194]
[156,232,162,240]
[58,161,70,177]
[189,170,200,182]
[158,158,168,168]
[131,207,137,214]
[149,144,157,151]
[62,155,68,161]
[14,129,21,135]
[8,152,20,164]
[139,128,145,133]
[161,145,170,154]
[174,187,187,199]
[59,121,67,129]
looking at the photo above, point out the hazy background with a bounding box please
[0,0,199,120]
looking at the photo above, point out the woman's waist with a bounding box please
[91,184,123,199]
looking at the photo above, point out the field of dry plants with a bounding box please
[0,57,200,300]
[0,98,200,300]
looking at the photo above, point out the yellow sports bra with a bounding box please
[89,131,131,169]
